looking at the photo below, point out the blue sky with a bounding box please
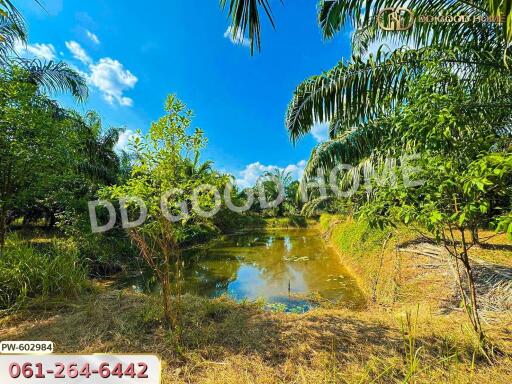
[17,0,352,187]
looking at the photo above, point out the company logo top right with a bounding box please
[377,7,415,31]
[377,7,505,31]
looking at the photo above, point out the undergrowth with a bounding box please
[0,236,89,311]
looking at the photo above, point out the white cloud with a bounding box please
[89,58,138,107]
[15,41,56,61]
[17,36,137,108]
[65,40,92,64]
[235,160,307,189]
[115,129,139,152]
[223,26,250,48]
[311,122,329,142]
[64,40,137,107]
[86,30,100,45]
[284,160,307,180]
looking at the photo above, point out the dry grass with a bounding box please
[320,215,455,308]
[1,218,510,383]
[1,289,511,384]
[321,216,512,311]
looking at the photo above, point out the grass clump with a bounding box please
[0,237,89,311]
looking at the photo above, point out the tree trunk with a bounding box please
[445,227,488,354]
[459,229,489,355]
[174,247,182,341]
[470,227,480,247]
[161,244,174,328]
[0,204,6,256]
[0,165,12,255]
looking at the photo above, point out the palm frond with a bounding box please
[300,196,332,217]
[489,0,512,60]
[318,0,510,63]
[318,0,489,39]
[302,120,387,182]
[220,0,282,54]
[0,13,26,63]
[285,45,508,142]
[14,58,88,101]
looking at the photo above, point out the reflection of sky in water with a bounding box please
[227,265,308,301]
[118,229,365,310]
[284,236,292,252]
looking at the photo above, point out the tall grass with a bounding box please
[400,306,423,382]
[0,237,89,311]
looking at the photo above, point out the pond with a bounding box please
[117,229,365,312]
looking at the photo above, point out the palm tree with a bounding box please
[286,3,512,347]
[259,169,293,216]
[318,0,506,51]
[0,1,26,62]
[183,158,215,179]
[489,0,512,57]
[0,2,88,101]
[287,45,510,142]
[14,59,88,101]
[73,111,124,185]
[286,2,512,182]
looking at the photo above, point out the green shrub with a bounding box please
[0,238,89,310]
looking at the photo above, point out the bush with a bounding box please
[62,216,138,273]
[0,238,89,310]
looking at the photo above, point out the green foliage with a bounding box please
[101,95,230,326]
[318,0,503,52]
[465,153,512,238]
[357,70,512,239]
[489,0,512,54]
[0,67,123,254]
[287,45,510,144]
[0,237,89,310]
[1,1,87,100]
[103,95,229,239]
[0,1,27,63]
[348,70,512,344]
[326,215,392,256]
[256,169,297,216]
[0,67,69,246]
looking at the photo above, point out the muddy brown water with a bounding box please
[118,229,365,312]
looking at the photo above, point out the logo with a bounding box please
[377,7,415,31]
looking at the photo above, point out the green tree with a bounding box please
[345,70,512,351]
[258,169,293,217]
[219,1,511,58]
[0,68,78,251]
[102,95,228,328]
[360,152,511,352]
[0,0,26,62]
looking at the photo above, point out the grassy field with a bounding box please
[1,290,511,383]
[1,216,511,383]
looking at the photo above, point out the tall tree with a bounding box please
[0,68,78,250]
[259,169,293,216]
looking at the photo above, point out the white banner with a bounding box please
[0,355,161,383]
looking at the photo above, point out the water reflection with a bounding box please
[118,229,365,311]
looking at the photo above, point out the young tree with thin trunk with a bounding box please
[101,95,228,328]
